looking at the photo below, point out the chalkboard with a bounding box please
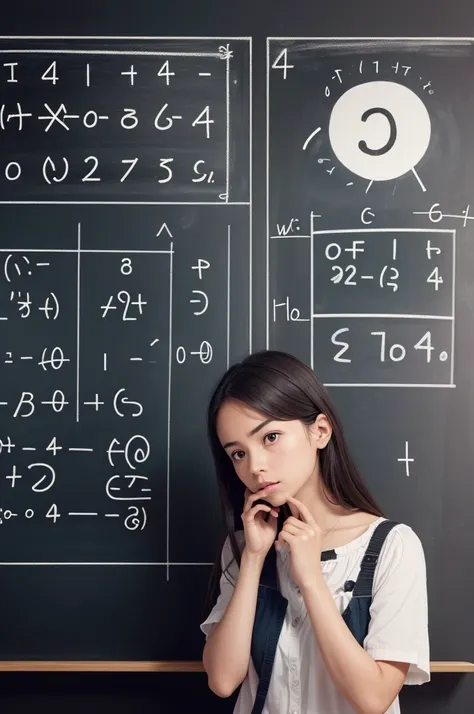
[1,33,474,672]
[0,36,251,660]
[267,38,474,665]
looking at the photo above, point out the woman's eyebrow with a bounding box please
[222,418,274,449]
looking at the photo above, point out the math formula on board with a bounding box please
[267,39,458,389]
[0,37,251,572]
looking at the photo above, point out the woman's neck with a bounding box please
[289,475,381,550]
[290,476,353,532]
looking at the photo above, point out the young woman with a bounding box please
[200,350,430,714]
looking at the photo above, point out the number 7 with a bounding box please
[121,158,138,182]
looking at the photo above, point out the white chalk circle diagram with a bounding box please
[328,81,431,181]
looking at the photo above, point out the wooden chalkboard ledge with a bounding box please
[0,661,473,673]
[430,662,474,672]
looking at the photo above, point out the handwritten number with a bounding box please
[358,107,397,156]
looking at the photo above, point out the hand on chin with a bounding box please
[265,490,290,508]
[251,485,291,508]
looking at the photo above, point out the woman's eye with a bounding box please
[232,450,245,461]
[265,432,279,444]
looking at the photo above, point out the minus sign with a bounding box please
[172,115,182,119]
[22,447,36,451]
[105,514,120,517]
[69,448,94,452]
[130,357,143,361]
[0,402,8,405]
[68,512,98,516]
[0,317,8,321]
[361,276,374,279]
[20,356,33,360]
[199,72,212,76]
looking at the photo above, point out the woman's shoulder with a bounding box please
[381,519,426,553]
[373,519,427,588]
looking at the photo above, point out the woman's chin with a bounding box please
[268,491,289,508]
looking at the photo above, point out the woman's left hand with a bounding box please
[277,496,324,591]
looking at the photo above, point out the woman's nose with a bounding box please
[249,451,267,475]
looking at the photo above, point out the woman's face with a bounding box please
[216,399,331,507]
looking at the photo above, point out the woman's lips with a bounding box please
[258,482,280,493]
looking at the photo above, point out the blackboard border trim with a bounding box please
[1,36,472,41]
[266,37,474,41]
[0,36,253,40]
[0,202,251,206]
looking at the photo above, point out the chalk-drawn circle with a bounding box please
[199,340,213,364]
[328,81,431,181]
[439,351,448,362]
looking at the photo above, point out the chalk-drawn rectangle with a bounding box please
[0,38,251,204]
[311,314,454,386]
[311,228,455,319]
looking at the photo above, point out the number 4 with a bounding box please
[46,437,61,455]
[42,61,59,85]
[46,503,60,523]
[192,107,214,139]
[414,331,434,363]
[157,61,175,85]
[271,49,294,79]
[427,267,443,291]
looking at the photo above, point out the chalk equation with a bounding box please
[0,197,240,569]
[0,36,251,569]
[270,221,455,387]
[0,433,150,531]
[0,38,250,203]
[266,40,460,387]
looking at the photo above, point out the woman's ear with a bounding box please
[309,413,332,448]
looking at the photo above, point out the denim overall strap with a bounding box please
[250,545,288,714]
[352,519,399,597]
[341,519,399,646]
[259,541,279,589]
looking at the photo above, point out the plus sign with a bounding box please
[397,441,414,477]
[7,102,33,130]
[84,394,105,411]
[6,464,22,487]
[121,64,137,85]
[0,436,15,454]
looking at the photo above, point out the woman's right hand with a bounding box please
[241,487,279,559]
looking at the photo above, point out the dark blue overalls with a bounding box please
[249,519,399,714]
